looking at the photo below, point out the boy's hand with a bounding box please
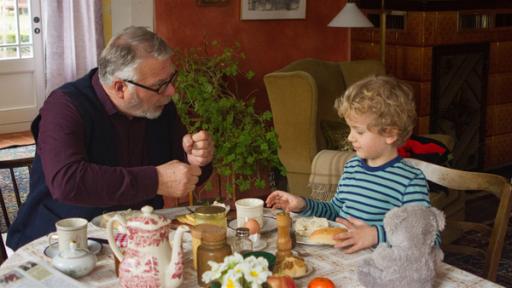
[333,217,378,253]
[182,130,214,166]
[265,190,305,213]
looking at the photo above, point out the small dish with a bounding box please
[293,263,314,279]
[90,210,137,230]
[44,239,102,258]
[228,217,277,234]
[90,214,108,229]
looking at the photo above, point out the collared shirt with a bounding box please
[37,72,162,206]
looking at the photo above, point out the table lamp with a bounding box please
[328,1,374,60]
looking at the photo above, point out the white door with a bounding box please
[0,0,43,133]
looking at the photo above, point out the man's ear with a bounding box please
[111,80,126,99]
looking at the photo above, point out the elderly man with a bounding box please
[7,26,214,250]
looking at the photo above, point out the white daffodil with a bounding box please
[221,269,243,288]
[240,259,271,285]
[221,253,244,271]
[203,253,272,288]
[203,261,222,283]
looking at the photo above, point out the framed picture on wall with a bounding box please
[241,0,306,20]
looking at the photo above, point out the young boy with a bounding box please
[266,75,432,253]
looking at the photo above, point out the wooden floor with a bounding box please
[0,131,34,149]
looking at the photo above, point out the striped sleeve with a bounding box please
[300,198,339,221]
[402,170,431,206]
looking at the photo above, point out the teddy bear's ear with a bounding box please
[431,207,446,231]
[384,206,407,232]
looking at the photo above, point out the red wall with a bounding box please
[155,0,350,110]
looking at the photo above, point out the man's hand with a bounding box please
[155,160,201,198]
[182,130,214,166]
[333,217,378,254]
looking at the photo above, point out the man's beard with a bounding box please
[126,90,169,119]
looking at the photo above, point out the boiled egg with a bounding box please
[244,218,261,235]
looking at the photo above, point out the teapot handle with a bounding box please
[106,214,126,261]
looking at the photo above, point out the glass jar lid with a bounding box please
[195,206,226,216]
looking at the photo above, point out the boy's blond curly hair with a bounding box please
[335,75,416,146]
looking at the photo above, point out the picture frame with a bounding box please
[240,0,306,20]
[197,0,230,6]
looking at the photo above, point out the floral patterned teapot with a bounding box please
[106,205,189,288]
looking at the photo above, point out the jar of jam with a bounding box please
[191,224,212,270]
[194,206,227,229]
[196,224,232,287]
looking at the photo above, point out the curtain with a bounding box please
[42,0,104,95]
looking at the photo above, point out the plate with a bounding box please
[228,216,277,234]
[90,214,105,229]
[293,217,346,246]
[44,239,103,258]
[90,210,135,231]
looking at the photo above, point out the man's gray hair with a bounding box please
[98,26,172,85]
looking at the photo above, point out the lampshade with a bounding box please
[328,3,374,28]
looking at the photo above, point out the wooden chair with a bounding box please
[406,158,512,282]
[0,156,33,264]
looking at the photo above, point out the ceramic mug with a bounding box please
[48,217,88,254]
[235,198,264,228]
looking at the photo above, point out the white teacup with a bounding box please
[48,218,88,254]
[235,198,264,228]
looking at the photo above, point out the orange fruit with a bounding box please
[307,277,336,288]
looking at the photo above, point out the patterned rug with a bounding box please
[443,196,512,287]
[444,226,512,287]
[0,145,35,233]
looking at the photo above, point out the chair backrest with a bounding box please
[0,156,33,264]
[406,158,512,281]
[264,58,384,197]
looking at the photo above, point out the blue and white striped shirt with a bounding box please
[301,156,432,244]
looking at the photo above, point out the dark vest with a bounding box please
[7,69,176,250]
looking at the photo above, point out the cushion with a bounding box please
[320,120,352,152]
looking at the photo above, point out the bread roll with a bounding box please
[274,255,307,278]
[309,227,347,245]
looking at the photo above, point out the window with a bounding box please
[0,0,32,60]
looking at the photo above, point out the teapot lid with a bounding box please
[127,205,170,230]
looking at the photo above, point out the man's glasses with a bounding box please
[123,70,178,94]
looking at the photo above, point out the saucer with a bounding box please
[252,239,267,251]
[44,239,102,258]
[228,217,277,234]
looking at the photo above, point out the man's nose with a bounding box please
[164,83,176,97]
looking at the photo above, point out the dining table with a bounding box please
[0,206,504,288]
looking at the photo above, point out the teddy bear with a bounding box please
[357,205,446,288]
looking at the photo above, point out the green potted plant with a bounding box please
[172,41,285,200]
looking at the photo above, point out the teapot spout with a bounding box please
[165,225,189,288]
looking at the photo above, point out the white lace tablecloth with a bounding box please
[0,207,503,287]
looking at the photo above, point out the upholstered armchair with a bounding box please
[264,58,385,197]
